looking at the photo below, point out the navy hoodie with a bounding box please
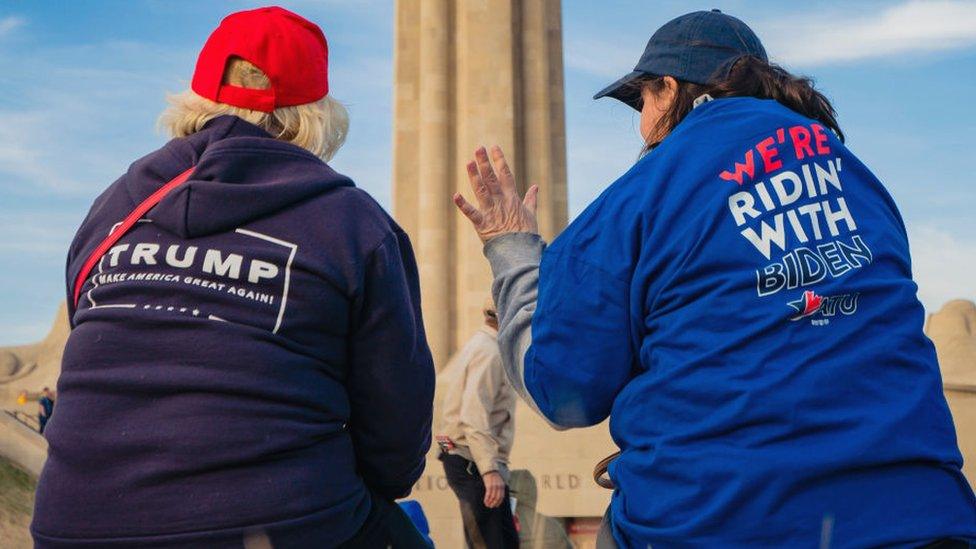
[32,116,435,547]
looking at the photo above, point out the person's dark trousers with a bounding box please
[38,414,48,434]
[439,451,518,549]
[333,491,432,548]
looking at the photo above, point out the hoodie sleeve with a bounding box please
[346,228,435,500]
[486,231,637,428]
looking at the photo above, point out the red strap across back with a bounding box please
[72,166,196,308]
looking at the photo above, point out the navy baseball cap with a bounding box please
[594,9,767,111]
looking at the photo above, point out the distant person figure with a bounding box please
[37,387,54,434]
[31,7,434,548]
[453,9,976,549]
[439,299,518,548]
[508,470,572,549]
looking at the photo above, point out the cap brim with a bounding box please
[593,70,648,111]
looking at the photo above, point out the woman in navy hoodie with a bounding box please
[454,9,976,549]
[32,7,434,548]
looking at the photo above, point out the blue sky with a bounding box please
[1,0,974,344]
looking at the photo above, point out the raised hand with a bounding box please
[453,145,539,243]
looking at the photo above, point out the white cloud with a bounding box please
[564,1,976,80]
[0,16,25,37]
[908,224,976,312]
[761,0,976,67]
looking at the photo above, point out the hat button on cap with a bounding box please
[711,8,722,12]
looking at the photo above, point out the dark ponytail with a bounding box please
[636,56,843,154]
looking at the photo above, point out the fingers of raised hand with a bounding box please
[523,184,539,214]
[466,161,491,208]
[475,146,501,195]
[490,145,516,194]
[453,192,484,226]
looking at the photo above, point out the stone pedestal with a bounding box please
[926,299,976,489]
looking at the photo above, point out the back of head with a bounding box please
[636,56,843,153]
[159,6,348,161]
[594,10,842,152]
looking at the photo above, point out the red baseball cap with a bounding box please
[191,6,329,113]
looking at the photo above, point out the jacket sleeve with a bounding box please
[347,229,435,500]
[458,343,505,475]
[486,232,635,429]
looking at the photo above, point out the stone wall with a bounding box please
[926,299,976,488]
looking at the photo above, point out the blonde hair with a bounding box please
[159,57,348,161]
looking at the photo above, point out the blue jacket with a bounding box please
[32,116,435,546]
[528,98,976,547]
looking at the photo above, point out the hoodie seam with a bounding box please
[119,144,190,208]
[344,228,403,306]
[181,185,192,238]
[161,143,188,169]
[212,114,248,140]
[359,231,399,297]
[202,146,326,164]
[206,142,325,164]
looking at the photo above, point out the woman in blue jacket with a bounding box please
[454,9,976,548]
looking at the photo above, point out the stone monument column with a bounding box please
[393,0,568,367]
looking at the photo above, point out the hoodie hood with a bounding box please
[124,115,353,238]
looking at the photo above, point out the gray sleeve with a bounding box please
[483,232,567,430]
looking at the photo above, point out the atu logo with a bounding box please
[787,290,860,324]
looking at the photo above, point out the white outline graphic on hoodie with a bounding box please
[85,220,297,334]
